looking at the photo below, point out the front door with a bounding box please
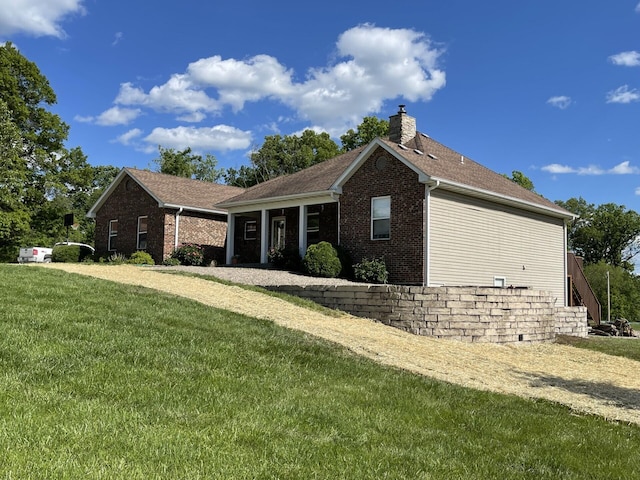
[271,216,286,250]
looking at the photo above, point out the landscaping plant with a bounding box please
[354,256,389,283]
[303,241,342,278]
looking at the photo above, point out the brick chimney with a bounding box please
[388,105,416,145]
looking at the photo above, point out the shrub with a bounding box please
[162,257,181,266]
[172,243,205,266]
[52,244,81,263]
[354,257,389,284]
[128,251,155,265]
[302,242,342,278]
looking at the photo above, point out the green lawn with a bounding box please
[1,265,639,479]
[557,333,640,362]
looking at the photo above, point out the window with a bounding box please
[108,220,118,251]
[244,220,257,240]
[138,217,147,250]
[371,196,390,240]
[137,216,148,250]
[494,276,506,287]
[307,212,320,245]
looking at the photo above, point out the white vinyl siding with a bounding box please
[429,190,566,305]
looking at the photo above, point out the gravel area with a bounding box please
[151,265,371,286]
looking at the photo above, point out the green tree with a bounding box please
[154,146,223,182]
[0,43,112,258]
[584,261,640,322]
[557,197,640,271]
[340,116,389,151]
[0,99,30,259]
[225,130,340,187]
[502,170,535,191]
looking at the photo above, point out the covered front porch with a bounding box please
[225,199,339,265]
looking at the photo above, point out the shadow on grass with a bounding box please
[521,372,640,411]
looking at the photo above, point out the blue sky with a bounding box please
[1,0,639,209]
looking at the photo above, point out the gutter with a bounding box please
[174,207,184,248]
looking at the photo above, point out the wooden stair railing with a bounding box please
[567,252,601,325]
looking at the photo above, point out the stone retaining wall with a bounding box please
[268,284,588,344]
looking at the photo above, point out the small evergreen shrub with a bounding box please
[128,251,155,265]
[172,243,205,266]
[303,241,342,278]
[354,257,389,284]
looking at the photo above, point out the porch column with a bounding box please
[225,213,235,264]
[260,209,268,263]
[298,205,307,258]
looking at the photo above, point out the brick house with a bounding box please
[219,107,576,306]
[88,168,243,264]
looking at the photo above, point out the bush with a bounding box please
[162,257,181,266]
[354,257,388,284]
[52,244,81,263]
[172,243,205,266]
[335,245,354,279]
[128,251,155,265]
[302,242,342,278]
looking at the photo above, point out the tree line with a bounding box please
[2,43,640,321]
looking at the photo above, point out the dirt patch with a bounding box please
[43,263,640,425]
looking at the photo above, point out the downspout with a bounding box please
[424,181,440,286]
[174,207,184,249]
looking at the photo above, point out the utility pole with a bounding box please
[606,270,611,324]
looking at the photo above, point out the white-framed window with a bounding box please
[108,219,118,251]
[137,216,148,250]
[494,276,507,287]
[307,212,320,244]
[244,220,257,240]
[371,196,390,240]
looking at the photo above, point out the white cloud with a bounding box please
[543,161,640,176]
[95,106,141,126]
[143,125,252,152]
[609,51,640,67]
[107,25,446,133]
[114,128,143,146]
[74,114,94,123]
[112,31,123,47]
[606,85,640,104]
[636,187,640,195]
[0,0,86,38]
[546,96,572,109]
[636,2,640,13]
[115,76,219,116]
[610,161,640,174]
[542,164,576,174]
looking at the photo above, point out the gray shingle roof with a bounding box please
[125,168,244,212]
[220,133,571,218]
[219,147,365,204]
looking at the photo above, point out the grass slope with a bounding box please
[1,265,639,479]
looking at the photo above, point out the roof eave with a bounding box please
[219,190,339,212]
[430,177,576,219]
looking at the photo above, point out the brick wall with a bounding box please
[95,173,228,264]
[340,148,424,284]
[268,284,588,344]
